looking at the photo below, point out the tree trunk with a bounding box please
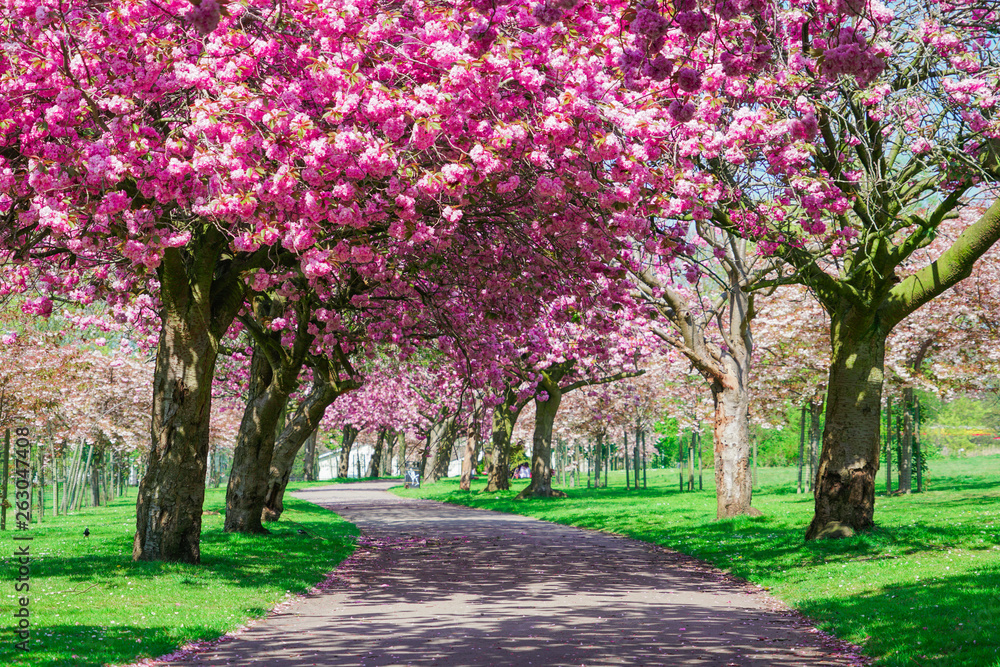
[424,416,457,484]
[262,368,353,522]
[366,430,385,478]
[460,429,480,491]
[797,404,806,493]
[208,446,220,488]
[75,445,93,511]
[899,387,914,493]
[37,444,45,521]
[635,425,641,489]
[597,433,605,488]
[225,294,314,534]
[516,388,567,499]
[484,392,522,492]
[460,400,481,491]
[809,396,824,492]
[303,428,318,481]
[687,433,695,491]
[338,425,359,478]
[806,316,886,540]
[396,431,406,477]
[133,234,250,563]
[625,430,630,488]
[134,307,216,561]
[709,356,755,518]
[90,444,104,507]
[636,248,756,519]
[884,396,893,494]
[63,440,81,514]
[224,345,289,534]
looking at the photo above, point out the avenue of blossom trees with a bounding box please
[1,0,999,561]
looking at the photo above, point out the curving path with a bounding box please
[169,481,868,666]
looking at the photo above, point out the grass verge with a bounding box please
[0,485,356,666]
[392,456,1000,667]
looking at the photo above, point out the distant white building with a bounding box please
[317,444,375,480]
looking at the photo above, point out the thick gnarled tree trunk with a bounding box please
[134,303,217,562]
[806,313,885,540]
[134,236,247,563]
[223,348,289,533]
[802,199,1000,539]
[516,388,566,499]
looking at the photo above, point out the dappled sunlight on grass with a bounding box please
[395,456,1000,666]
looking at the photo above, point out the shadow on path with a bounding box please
[167,481,868,667]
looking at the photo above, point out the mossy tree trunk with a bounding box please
[484,387,524,493]
[805,199,1000,539]
[805,308,886,539]
[134,231,259,563]
[225,295,314,534]
[261,358,359,522]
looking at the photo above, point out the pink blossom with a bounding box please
[631,8,670,41]
[644,55,674,82]
[187,0,222,35]
[351,245,375,264]
[532,2,564,26]
[22,296,53,317]
[676,11,711,37]
[911,138,934,154]
[668,100,696,123]
[676,68,702,92]
[441,206,464,223]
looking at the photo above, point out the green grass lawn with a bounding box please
[393,456,1000,667]
[0,485,357,667]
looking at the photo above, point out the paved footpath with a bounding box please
[169,481,868,667]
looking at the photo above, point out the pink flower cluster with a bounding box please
[187,0,221,35]
[822,28,885,86]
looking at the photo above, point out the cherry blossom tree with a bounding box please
[3,0,672,560]
[614,0,1000,537]
[513,300,649,499]
[630,228,766,516]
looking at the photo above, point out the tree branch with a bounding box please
[883,197,1000,331]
